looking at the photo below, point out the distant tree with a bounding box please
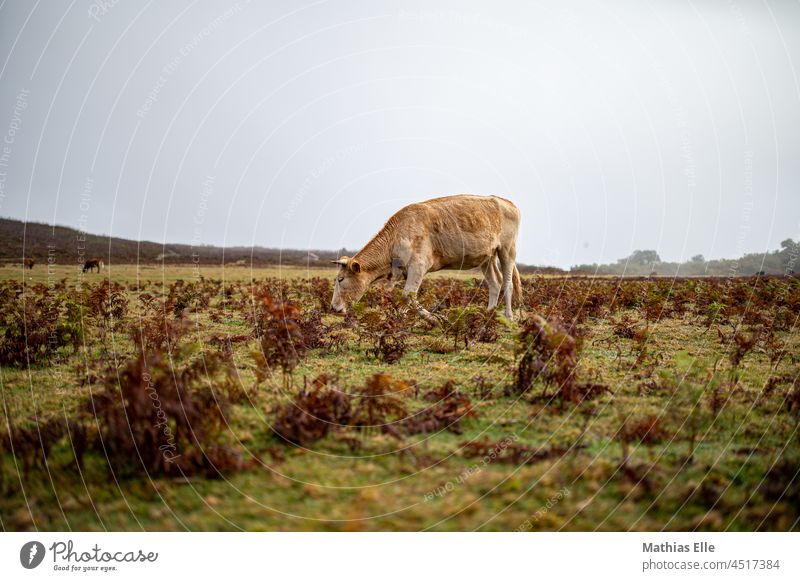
[691,254,705,263]
[621,250,660,266]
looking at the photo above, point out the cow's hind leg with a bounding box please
[481,256,501,310]
[498,246,517,320]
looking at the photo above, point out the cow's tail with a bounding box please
[512,264,523,306]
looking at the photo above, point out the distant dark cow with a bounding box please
[756,270,766,277]
[23,258,35,270]
[82,258,104,273]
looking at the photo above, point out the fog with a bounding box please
[1,0,798,267]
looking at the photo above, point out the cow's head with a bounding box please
[330,256,369,313]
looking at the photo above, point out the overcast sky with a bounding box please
[0,0,798,267]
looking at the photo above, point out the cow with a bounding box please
[23,258,35,270]
[82,258,104,273]
[330,194,522,320]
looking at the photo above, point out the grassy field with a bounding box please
[0,263,483,285]
[0,264,798,531]
[0,263,334,285]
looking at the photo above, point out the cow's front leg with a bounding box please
[402,262,437,325]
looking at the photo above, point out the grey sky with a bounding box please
[0,0,798,268]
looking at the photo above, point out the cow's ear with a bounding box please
[349,260,361,273]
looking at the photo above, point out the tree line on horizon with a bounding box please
[569,239,798,276]
[1,217,796,276]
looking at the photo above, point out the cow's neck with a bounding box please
[365,262,391,284]
[353,219,396,277]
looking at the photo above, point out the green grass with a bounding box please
[0,265,798,531]
[0,263,484,286]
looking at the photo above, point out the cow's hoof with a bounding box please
[418,310,440,327]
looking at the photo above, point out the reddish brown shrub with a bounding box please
[87,280,128,328]
[514,314,608,403]
[85,350,246,477]
[251,291,307,385]
[272,375,351,446]
[350,373,410,436]
[403,380,476,435]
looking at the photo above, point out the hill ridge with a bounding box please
[0,217,345,266]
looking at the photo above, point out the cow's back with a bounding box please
[395,195,518,268]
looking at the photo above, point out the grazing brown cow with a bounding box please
[23,258,35,270]
[82,258,104,273]
[331,194,522,319]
